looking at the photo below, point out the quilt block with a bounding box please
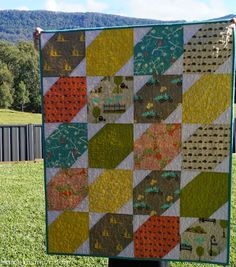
[40,20,235,265]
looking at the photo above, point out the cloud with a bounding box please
[127,0,230,21]
[45,0,108,13]
[16,6,30,11]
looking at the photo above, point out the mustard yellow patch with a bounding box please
[183,74,232,123]
[48,211,88,253]
[86,29,133,75]
[89,170,132,213]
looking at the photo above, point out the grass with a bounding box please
[0,109,42,124]
[0,160,235,267]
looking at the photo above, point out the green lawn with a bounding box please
[0,109,42,124]
[0,160,235,267]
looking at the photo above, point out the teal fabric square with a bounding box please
[134,25,183,75]
[45,123,88,168]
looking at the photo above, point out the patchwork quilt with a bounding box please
[40,20,235,265]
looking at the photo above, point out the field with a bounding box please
[0,160,235,267]
[0,109,42,124]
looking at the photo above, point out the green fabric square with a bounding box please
[180,172,229,218]
[88,123,133,168]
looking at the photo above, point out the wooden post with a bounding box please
[33,27,43,51]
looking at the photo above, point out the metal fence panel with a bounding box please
[3,127,11,161]
[34,125,42,159]
[12,127,19,161]
[0,124,42,162]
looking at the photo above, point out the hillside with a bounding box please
[0,10,235,43]
[0,10,163,42]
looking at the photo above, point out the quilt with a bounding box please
[40,20,235,265]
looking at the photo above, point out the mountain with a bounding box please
[0,10,235,43]
[0,10,181,42]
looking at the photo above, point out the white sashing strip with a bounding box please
[134,27,152,46]
[162,199,180,217]
[88,168,104,185]
[211,248,227,264]
[210,202,229,220]
[215,55,233,74]
[164,104,182,123]
[180,217,198,234]
[85,30,102,47]
[41,32,55,49]
[180,170,200,189]
[88,123,106,140]
[182,124,201,143]
[118,241,134,257]
[133,215,150,232]
[46,168,60,184]
[74,239,89,255]
[86,76,103,93]
[117,199,133,215]
[73,197,89,212]
[213,156,230,173]
[115,57,133,76]
[134,123,151,140]
[89,212,106,229]
[115,105,134,123]
[134,75,152,94]
[164,55,183,75]
[183,74,201,94]
[71,150,88,168]
[44,123,61,139]
[43,77,59,95]
[164,153,182,171]
[70,58,86,76]
[116,152,134,170]
[71,105,87,123]
[163,244,180,260]
[183,24,203,44]
[47,211,62,225]
[213,107,231,124]
[133,170,152,187]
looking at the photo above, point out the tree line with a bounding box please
[0,10,160,43]
[0,41,40,112]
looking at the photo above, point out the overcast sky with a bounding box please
[0,0,235,21]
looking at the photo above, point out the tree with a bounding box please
[196,246,204,261]
[92,106,101,122]
[0,83,13,108]
[0,41,41,112]
[113,76,123,94]
[0,62,13,108]
[16,81,29,111]
[220,220,228,238]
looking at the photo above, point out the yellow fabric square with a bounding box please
[89,170,132,213]
[183,74,232,123]
[86,29,133,75]
[48,211,88,253]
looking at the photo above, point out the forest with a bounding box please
[0,41,40,112]
[0,10,161,43]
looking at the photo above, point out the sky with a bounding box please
[0,0,235,21]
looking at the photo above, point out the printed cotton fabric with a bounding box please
[40,21,235,265]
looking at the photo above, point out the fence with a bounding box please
[0,124,42,162]
[0,122,236,162]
